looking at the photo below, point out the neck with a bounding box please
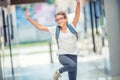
[60,24,67,33]
[61,25,67,30]
[60,23,67,29]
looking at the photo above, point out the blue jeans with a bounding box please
[58,54,77,80]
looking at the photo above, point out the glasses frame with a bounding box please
[55,17,65,22]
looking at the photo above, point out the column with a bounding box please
[104,0,120,76]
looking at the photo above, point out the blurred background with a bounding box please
[0,0,120,80]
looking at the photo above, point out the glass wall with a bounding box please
[0,6,21,80]
[0,0,111,80]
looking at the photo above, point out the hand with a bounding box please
[81,0,89,6]
[83,0,90,3]
[25,10,30,19]
[76,0,80,2]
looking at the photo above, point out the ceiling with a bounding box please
[11,0,45,4]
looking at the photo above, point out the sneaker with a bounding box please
[53,71,61,80]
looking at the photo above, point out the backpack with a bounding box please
[55,23,78,49]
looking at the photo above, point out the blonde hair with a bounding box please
[55,11,67,19]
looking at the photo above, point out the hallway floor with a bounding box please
[3,52,112,80]
[2,43,120,80]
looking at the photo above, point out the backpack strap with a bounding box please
[67,23,78,40]
[55,26,60,49]
[55,26,60,40]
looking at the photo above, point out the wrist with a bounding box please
[26,17,31,20]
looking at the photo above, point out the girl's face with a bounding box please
[55,15,67,27]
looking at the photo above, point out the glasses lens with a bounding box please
[55,17,64,22]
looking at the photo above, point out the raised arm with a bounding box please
[25,10,49,32]
[72,0,80,27]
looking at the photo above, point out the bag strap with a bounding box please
[67,23,78,40]
[55,26,60,49]
[55,26,60,40]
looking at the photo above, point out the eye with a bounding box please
[55,17,65,22]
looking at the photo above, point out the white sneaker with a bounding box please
[53,71,61,80]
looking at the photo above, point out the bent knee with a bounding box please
[70,63,77,69]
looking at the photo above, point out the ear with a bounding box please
[66,18,68,22]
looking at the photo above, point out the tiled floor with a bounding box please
[5,63,111,80]
[3,53,112,80]
[1,43,120,80]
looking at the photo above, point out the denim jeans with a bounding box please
[58,54,77,80]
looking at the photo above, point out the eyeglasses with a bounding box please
[55,17,65,22]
